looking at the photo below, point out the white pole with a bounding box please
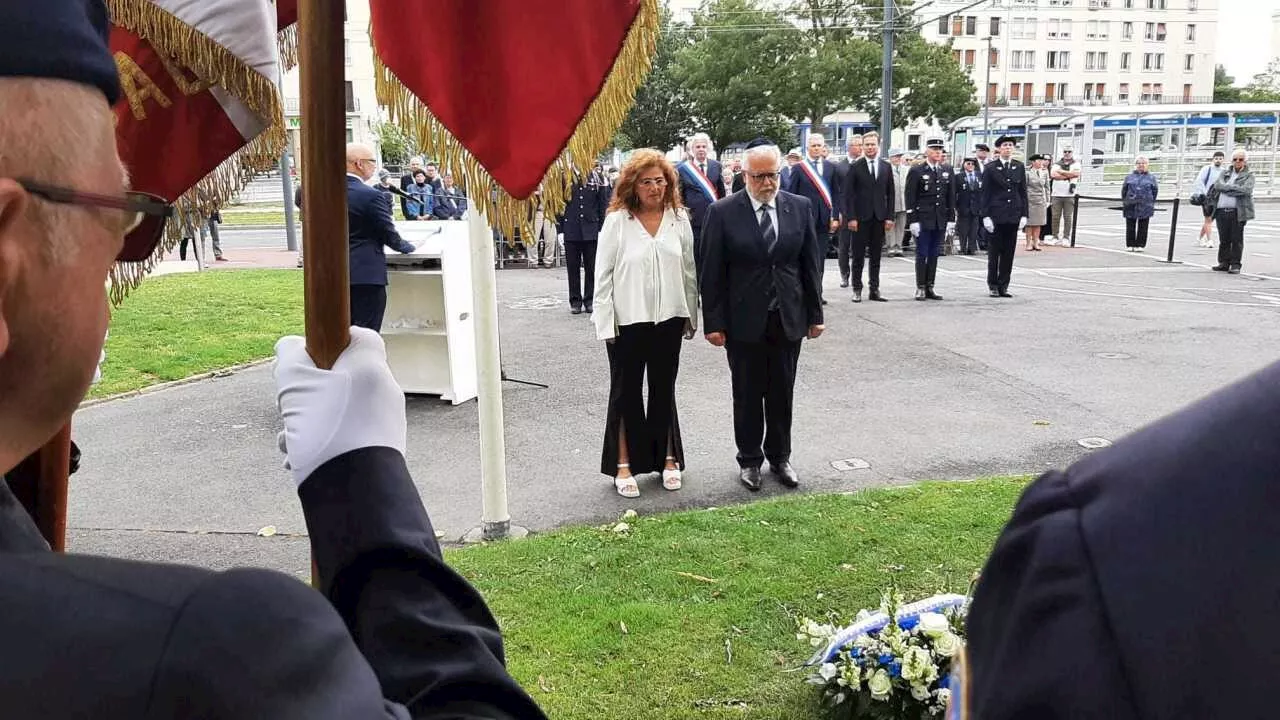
[467,210,513,541]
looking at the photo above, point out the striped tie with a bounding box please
[760,203,776,250]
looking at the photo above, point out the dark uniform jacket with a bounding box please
[0,447,547,719]
[904,163,955,230]
[980,158,1029,225]
[349,174,415,286]
[785,157,838,232]
[952,169,984,219]
[966,360,1280,719]
[678,158,725,232]
[561,177,611,243]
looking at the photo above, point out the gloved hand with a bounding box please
[1018,217,1027,230]
[909,222,921,236]
[946,222,956,235]
[274,327,407,487]
[983,217,995,233]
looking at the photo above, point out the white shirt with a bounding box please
[592,208,698,341]
[749,194,779,236]
[1050,160,1081,197]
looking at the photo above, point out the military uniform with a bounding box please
[904,142,955,300]
[980,138,1029,297]
[561,172,611,313]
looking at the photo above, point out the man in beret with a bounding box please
[980,135,1027,298]
[0,2,545,718]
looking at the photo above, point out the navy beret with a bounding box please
[745,137,774,149]
[0,0,119,105]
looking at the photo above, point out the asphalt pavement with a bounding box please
[68,203,1280,575]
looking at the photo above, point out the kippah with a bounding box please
[0,0,120,104]
[745,137,774,149]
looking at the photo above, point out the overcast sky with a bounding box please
[1217,0,1279,82]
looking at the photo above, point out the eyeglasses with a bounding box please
[748,172,780,181]
[1232,157,1246,162]
[18,178,174,263]
[637,178,668,188]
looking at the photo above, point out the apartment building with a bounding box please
[919,0,1218,107]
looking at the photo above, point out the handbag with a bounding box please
[1190,193,1205,207]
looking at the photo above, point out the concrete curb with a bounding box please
[80,359,273,409]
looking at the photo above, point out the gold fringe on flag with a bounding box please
[277,23,298,71]
[106,0,287,302]
[372,0,658,242]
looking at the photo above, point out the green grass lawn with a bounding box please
[448,478,1027,719]
[94,270,302,399]
[220,205,406,226]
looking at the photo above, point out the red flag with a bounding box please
[371,0,658,228]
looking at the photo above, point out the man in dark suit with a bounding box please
[961,359,1280,719]
[842,130,894,303]
[786,133,839,300]
[952,157,984,255]
[0,4,545,717]
[832,134,863,288]
[431,171,467,220]
[701,140,825,493]
[730,159,746,194]
[980,135,1028,298]
[677,132,726,274]
[347,143,417,331]
[561,167,611,314]
[905,138,956,301]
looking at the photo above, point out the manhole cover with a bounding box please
[1095,352,1131,360]
[830,457,871,472]
[1077,437,1112,450]
[507,295,563,310]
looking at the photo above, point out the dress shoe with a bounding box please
[915,288,926,301]
[925,287,943,300]
[869,290,887,302]
[1212,265,1228,272]
[1228,266,1241,274]
[739,466,762,492]
[989,289,1000,298]
[584,304,594,313]
[840,277,850,288]
[852,288,862,303]
[892,251,904,258]
[999,288,1013,298]
[570,304,583,315]
[771,461,800,488]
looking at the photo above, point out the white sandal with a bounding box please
[614,464,639,498]
[662,457,682,491]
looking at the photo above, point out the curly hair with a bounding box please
[608,148,683,214]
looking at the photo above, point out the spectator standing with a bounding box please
[1122,157,1159,252]
[1193,151,1225,248]
[1046,146,1081,245]
[952,157,983,255]
[398,156,424,218]
[1210,149,1255,275]
[405,170,434,220]
[886,148,908,257]
[562,168,611,314]
[1024,155,1051,252]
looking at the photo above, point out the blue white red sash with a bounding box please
[797,159,832,209]
[678,160,718,202]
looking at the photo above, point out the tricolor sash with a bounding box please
[797,159,832,209]
[678,160,719,202]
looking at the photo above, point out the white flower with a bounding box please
[819,663,839,682]
[911,684,932,702]
[936,688,952,707]
[933,631,962,658]
[901,646,939,684]
[867,669,893,701]
[918,612,950,638]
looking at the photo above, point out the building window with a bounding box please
[1119,83,1130,101]
[952,15,964,35]
[990,48,1000,67]
[1098,52,1108,70]
[1011,17,1038,38]
[1100,21,1111,38]
[991,17,1001,35]
[1011,50,1037,69]
[1096,82,1107,97]
[1045,83,1056,102]
[1123,0,1133,6]
[965,15,977,34]
[1186,24,1196,41]
[1085,20,1109,38]
[344,39,351,66]
[908,134,921,151]
[1123,21,1133,39]
[1084,82,1095,99]
[1188,0,1196,10]
[1184,54,1194,71]
[953,49,963,64]
[1048,19,1060,36]
[1142,53,1164,71]
[1183,83,1193,101]
[938,16,949,34]
[1144,22,1154,40]
[1047,50,1070,69]
[1057,83,1068,100]
[988,83,999,104]
[1146,0,1166,7]
[965,49,977,70]
[344,81,355,113]
[1086,51,1097,69]
[1011,83,1022,102]
[1156,23,1166,41]
[1121,51,1131,69]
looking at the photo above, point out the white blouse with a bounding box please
[592,207,698,341]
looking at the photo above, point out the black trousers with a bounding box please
[852,220,885,291]
[1216,210,1246,268]
[565,242,597,307]
[956,215,979,253]
[351,284,388,333]
[600,317,686,475]
[813,221,829,296]
[837,227,854,281]
[726,312,802,469]
[1125,217,1151,248]
[987,224,1018,291]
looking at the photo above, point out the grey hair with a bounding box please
[1135,155,1149,165]
[807,133,826,145]
[743,144,782,169]
[1232,148,1247,160]
[847,133,864,145]
[686,132,712,150]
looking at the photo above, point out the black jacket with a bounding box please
[980,158,1029,224]
[843,157,895,223]
[678,159,726,232]
[0,447,546,719]
[700,190,824,344]
[905,163,955,230]
[951,169,984,218]
[349,175,415,285]
[784,158,838,231]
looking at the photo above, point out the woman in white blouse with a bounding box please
[592,149,699,498]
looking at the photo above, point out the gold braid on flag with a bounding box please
[372,0,658,242]
[106,0,286,303]
[277,23,298,71]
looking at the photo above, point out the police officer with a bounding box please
[562,165,611,314]
[904,138,955,301]
[980,135,1028,298]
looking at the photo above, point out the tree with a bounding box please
[617,5,697,151]
[1214,64,1242,104]
[860,34,977,130]
[374,120,414,166]
[1243,58,1280,102]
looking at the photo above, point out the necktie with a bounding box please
[760,203,776,249]
[699,163,706,176]
[815,160,822,176]
[870,161,876,180]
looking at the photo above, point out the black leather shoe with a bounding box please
[852,289,862,303]
[1212,265,1228,272]
[925,287,943,300]
[739,466,762,492]
[869,291,887,302]
[999,288,1013,298]
[1228,266,1241,274]
[570,304,583,315]
[584,304,593,313]
[771,461,800,488]
[915,288,926,301]
[840,277,850,288]
[989,289,999,297]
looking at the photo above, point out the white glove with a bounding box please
[946,222,956,235]
[983,217,995,233]
[909,222,920,236]
[1018,217,1027,230]
[274,327,407,487]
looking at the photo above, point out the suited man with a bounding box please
[832,133,863,288]
[701,140,825,493]
[840,131,895,303]
[347,143,417,331]
[885,149,909,257]
[432,171,467,220]
[980,135,1028,298]
[677,132,726,273]
[399,155,424,218]
[905,138,955,301]
[730,159,746,194]
[952,157,984,255]
[786,133,839,300]
[562,168,611,314]
[0,5,545,717]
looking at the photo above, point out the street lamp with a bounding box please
[982,35,993,142]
